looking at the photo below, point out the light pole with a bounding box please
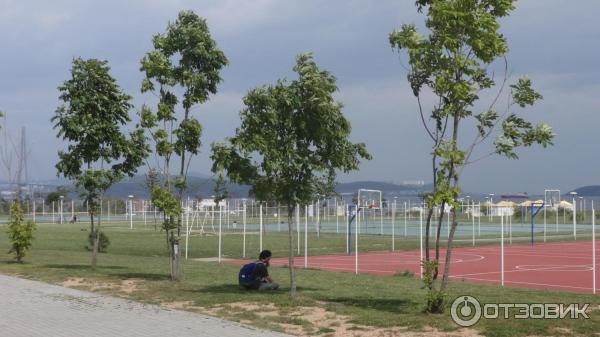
[485,197,489,221]
[569,191,577,239]
[59,195,64,225]
[579,196,584,222]
[489,193,494,221]
[128,195,134,229]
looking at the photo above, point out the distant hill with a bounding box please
[104,176,431,199]
[335,181,432,197]
[105,174,250,199]
[570,185,600,196]
[8,174,432,200]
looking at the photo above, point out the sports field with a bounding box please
[1,216,600,336]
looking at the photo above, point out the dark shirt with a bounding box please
[254,261,269,279]
[247,261,269,290]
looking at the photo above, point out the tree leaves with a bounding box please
[140,10,228,111]
[138,10,227,200]
[211,53,371,206]
[511,76,543,107]
[53,58,147,183]
[52,57,148,238]
[7,203,36,262]
[174,117,202,156]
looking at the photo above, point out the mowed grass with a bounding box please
[0,222,599,337]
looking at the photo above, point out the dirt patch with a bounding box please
[61,277,87,288]
[177,301,483,337]
[119,279,142,294]
[160,300,221,316]
[162,301,195,310]
[61,277,143,294]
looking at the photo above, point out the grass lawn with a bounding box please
[1,222,599,337]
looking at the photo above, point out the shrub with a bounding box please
[421,259,446,313]
[86,231,110,253]
[7,203,36,262]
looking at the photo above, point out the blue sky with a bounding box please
[0,0,598,194]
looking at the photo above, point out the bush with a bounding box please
[86,231,110,253]
[7,203,36,262]
[421,259,447,313]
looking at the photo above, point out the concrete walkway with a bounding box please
[0,274,292,337]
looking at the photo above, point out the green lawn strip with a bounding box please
[1,223,599,337]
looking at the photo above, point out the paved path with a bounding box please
[0,274,292,337]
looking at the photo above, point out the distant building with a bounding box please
[198,198,216,209]
[401,180,425,186]
[1,190,17,200]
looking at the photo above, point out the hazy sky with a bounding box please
[0,0,598,194]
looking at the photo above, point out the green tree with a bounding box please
[212,53,371,296]
[45,187,70,205]
[389,0,554,312]
[138,10,228,281]
[7,203,36,262]
[53,58,148,269]
[213,171,229,207]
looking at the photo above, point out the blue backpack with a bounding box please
[238,262,258,286]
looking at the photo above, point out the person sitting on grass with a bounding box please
[238,250,279,291]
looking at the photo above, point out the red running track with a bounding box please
[240,240,600,294]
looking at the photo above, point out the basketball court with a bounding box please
[264,239,600,293]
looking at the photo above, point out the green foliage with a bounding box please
[87,231,110,253]
[389,1,554,164]
[53,57,148,267]
[138,9,227,281]
[7,203,36,262]
[150,186,180,231]
[421,259,446,313]
[212,53,370,296]
[211,53,371,206]
[139,10,228,191]
[45,187,70,204]
[53,57,148,189]
[213,172,229,206]
[389,0,554,310]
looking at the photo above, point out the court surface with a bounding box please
[263,240,600,293]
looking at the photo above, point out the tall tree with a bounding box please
[390,0,554,312]
[212,53,371,297]
[53,58,148,269]
[138,10,228,281]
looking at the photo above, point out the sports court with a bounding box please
[264,239,600,294]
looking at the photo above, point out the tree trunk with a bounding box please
[439,112,461,293]
[440,208,458,292]
[424,207,434,261]
[169,220,182,281]
[425,153,439,263]
[90,210,95,234]
[433,201,446,280]
[287,205,297,297]
[90,211,98,269]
